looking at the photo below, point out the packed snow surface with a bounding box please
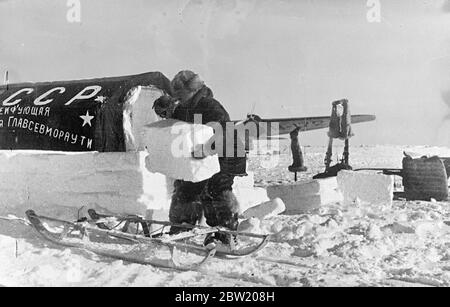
[0,145,449,287]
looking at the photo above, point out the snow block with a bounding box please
[241,198,286,220]
[233,172,255,189]
[123,86,165,152]
[234,188,270,214]
[337,170,394,206]
[145,208,170,221]
[267,178,343,214]
[232,172,270,214]
[145,208,170,233]
[0,150,173,220]
[143,119,220,183]
[238,218,262,234]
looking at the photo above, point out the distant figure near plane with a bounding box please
[288,124,307,181]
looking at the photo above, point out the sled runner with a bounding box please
[87,209,270,258]
[26,209,269,270]
[26,210,216,271]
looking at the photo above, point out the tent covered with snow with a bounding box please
[0,72,173,152]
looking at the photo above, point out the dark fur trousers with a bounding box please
[169,173,239,234]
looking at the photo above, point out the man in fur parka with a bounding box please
[153,70,247,246]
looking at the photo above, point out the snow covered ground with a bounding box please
[0,144,449,287]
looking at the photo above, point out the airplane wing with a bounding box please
[233,114,376,138]
[265,114,376,135]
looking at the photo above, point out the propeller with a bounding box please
[235,101,260,126]
[247,101,257,118]
[3,70,8,90]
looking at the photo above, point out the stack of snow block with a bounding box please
[0,150,173,220]
[267,177,343,214]
[337,170,394,206]
[143,119,220,183]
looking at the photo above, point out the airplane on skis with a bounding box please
[0,71,375,152]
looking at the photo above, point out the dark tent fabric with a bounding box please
[0,72,173,152]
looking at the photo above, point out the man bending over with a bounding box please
[153,70,247,246]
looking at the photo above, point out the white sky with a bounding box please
[0,0,449,146]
